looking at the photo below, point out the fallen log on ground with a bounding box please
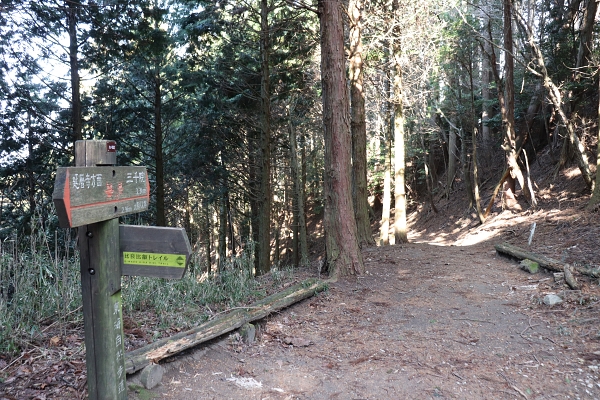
[494,242,600,280]
[494,242,563,272]
[125,278,329,374]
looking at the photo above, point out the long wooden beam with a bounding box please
[124,279,329,374]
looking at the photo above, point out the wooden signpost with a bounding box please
[52,140,190,400]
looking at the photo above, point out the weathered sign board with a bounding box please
[120,225,191,279]
[53,166,149,228]
[52,140,190,400]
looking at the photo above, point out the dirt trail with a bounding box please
[134,235,600,399]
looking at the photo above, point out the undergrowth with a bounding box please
[122,248,263,331]
[0,229,81,357]
[0,226,295,358]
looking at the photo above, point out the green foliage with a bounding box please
[0,229,81,357]
[0,231,297,356]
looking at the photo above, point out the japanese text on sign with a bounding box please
[123,252,186,268]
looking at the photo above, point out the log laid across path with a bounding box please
[125,278,329,374]
[495,242,600,280]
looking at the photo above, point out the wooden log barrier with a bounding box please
[494,242,563,272]
[495,242,600,281]
[125,279,329,374]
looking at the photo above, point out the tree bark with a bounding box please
[319,0,364,277]
[66,0,82,144]
[154,67,166,226]
[380,76,392,246]
[288,108,310,267]
[391,3,408,244]
[349,0,374,248]
[218,193,227,271]
[489,4,536,208]
[576,0,598,71]
[515,12,594,190]
[503,0,520,207]
[587,74,600,210]
[203,199,212,274]
[446,109,457,195]
[480,5,492,154]
[257,0,272,275]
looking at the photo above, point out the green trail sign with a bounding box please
[120,225,191,279]
[53,166,149,228]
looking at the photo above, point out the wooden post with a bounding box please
[76,141,127,400]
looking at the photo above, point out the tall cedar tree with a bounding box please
[349,0,374,247]
[319,0,364,277]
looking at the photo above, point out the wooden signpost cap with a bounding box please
[75,140,117,167]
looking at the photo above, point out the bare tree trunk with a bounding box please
[380,77,392,246]
[587,75,600,210]
[576,0,598,71]
[288,108,310,267]
[480,5,492,154]
[154,69,166,226]
[502,0,520,207]
[515,11,594,190]
[218,194,227,271]
[319,0,364,278]
[446,109,457,195]
[349,0,374,248]
[419,129,438,214]
[27,112,36,215]
[490,2,536,207]
[203,199,212,274]
[391,1,408,244]
[67,0,82,144]
[257,0,272,275]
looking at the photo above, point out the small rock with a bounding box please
[543,294,563,306]
[520,259,539,274]
[140,363,164,389]
[240,323,256,345]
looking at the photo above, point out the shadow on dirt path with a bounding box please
[131,240,600,399]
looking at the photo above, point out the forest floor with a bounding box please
[2,155,600,399]
[134,162,600,399]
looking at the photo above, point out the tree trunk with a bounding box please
[203,199,212,274]
[27,112,36,214]
[218,193,227,271]
[349,0,374,248]
[586,75,600,210]
[380,77,392,246]
[319,0,364,278]
[391,7,408,244]
[66,0,82,144]
[446,114,457,195]
[480,5,492,154]
[256,0,272,275]
[502,0,520,207]
[491,2,536,208]
[576,0,598,71]
[515,12,594,190]
[288,109,310,267]
[154,69,166,226]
